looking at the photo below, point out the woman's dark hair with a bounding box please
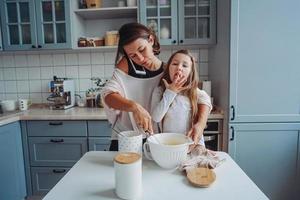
[115,22,160,65]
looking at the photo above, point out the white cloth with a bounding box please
[101,69,163,139]
[151,87,212,145]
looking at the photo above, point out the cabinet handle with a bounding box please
[49,122,63,126]
[230,126,235,141]
[180,40,183,43]
[52,169,66,173]
[31,45,36,48]
[38,45,42,48]
[230,105,235,121]
[172,40,176,44]
[50,139,64,143]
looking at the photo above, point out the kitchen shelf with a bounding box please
[74,7,138,20]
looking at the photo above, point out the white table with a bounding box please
[43,151,268,200]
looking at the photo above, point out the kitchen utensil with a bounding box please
[118,131,143,155]
[114,152,142,199]
[0,100,17,111]
[186,167,216,187]
[143,133,193,169]
[18,99,31,111]
[126,0,136,7]
[86,0,102,8]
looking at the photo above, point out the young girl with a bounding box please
[150,50,212,146]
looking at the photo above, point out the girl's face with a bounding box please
[123,36,155,69]
[169,53,192,82]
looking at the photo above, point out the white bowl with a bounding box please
[144,133,193,169]
[0,100,17,111]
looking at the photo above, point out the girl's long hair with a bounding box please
[160,50,199,122]
[115,22,160,65]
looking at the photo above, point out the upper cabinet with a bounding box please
[71,0,138,49]
[229,0,300,123]
[0,0,71,50]
[139,0,216,45]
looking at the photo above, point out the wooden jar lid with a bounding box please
[186,167,216,187]
[114,152,141,164]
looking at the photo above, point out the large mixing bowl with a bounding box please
[143,133,193,169]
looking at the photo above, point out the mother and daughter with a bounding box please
[101,22,212,151]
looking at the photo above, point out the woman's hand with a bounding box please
[162,73,189,93]
[132,102,153,134]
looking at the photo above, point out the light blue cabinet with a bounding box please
[0,0,71,50]
[229,0,300,123]
[228,123,300,200]
[0,122,27,200]
[25,120,87,195]
[88,121,111,151]
[139,0,216,45]
[228,1,300,200]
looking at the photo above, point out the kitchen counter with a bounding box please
[0,105,224,126]
[43,151,267,200]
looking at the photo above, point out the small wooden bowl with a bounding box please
[186,167,216,187]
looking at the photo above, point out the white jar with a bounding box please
[126,0,136,7]
[160,26,170,39]
[114,152,142,199]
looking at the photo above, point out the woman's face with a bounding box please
[169,53,192,82]
[123,37,155,69]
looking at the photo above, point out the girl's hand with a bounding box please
[162,73,189,93]
[132,102,153,134]
[186,122,204,144]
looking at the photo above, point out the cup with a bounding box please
[126,0,136,7]
[118,131,143,155]
[118,0,125,7]
[18,99,31,111]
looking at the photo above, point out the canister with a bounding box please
[114,152,142,199]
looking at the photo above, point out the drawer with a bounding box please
[88,137,110,151]
[29,137,87,167]
[31,167,70,195]
[27,120,87,137]
[88,121,111,137]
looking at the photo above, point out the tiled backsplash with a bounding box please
[0,48,209,103]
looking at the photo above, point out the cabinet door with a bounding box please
[229,0,300,123]
[35,0,71,49]
[140,0,177,45]
[31,167,69,195]
[178,0,216,45]
[29,137,87,167]
[0,122,27,200]
[88,120,111,137]
[88,137,110,151]
[228,123,300,200]
[0,0,37,50]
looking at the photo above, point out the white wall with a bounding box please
[0,47,209,103]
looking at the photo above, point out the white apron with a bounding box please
[102,69,163,139]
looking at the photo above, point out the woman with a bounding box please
[101,23,209,151]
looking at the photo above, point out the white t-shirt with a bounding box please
[151,87,212,145]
